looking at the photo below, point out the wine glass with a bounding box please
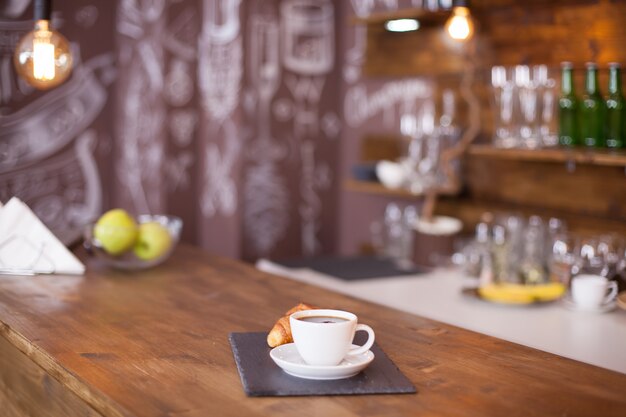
[491,66,518,148]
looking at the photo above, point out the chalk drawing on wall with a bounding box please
[0,54,112,172]
[243,10,290,256]
[0,19,37,107]
[0,130,102,236]
[198,0,243,218]
[272,97,293,122]
[280,0,335,139]
[284,74,326,141]
[199,0,242,122]
[344,80,432,129]
[344,0,374,85]
[116,0,169,214]
[0,0,115,241]
[200,126,239,217]
[0,0,31,20]
[281,0,334,76]
[162,6,201,197]
[299,140,333,256]
[165,59,194,107]
[165,151,194,192]
[74,5,99,28]
[321,111,341,139]
[203,0,241,44]
[169,109,197,147]
[343,24,367,83]
[279,0,336,256]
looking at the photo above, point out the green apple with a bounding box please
[93,209,138,255]
[133,222,172,261]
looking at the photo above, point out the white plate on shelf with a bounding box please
[561,296,617,314]
[269,343,375,380]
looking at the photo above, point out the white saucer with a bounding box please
[269,343,375,380]
[562,296,617,313]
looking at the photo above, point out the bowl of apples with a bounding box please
[85,209,183,270]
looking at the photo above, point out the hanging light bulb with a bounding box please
[445,0,474,41]
[14,0,72,90]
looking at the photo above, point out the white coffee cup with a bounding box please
[571,274,618,309]
[290,309,375,366]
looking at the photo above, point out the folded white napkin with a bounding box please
[0,197,85,275]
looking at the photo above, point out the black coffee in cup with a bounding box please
[297,316,349,324]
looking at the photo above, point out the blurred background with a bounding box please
[2,0,626,264]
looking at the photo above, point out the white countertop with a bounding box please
[257,260,626,375]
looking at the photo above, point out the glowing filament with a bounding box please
[446,7,474,41]
[33,30,55,80]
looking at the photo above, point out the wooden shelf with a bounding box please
[351,8,451,27]
[435,196,626,236]
[344,179,416,199]
[467,144,626,167]
[344,179,457,199]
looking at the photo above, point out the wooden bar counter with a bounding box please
[0,244,625,417]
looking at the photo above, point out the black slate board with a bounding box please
[277,256,426,281]
[229,332,416,397]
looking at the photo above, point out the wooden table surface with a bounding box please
[0,244,625,417]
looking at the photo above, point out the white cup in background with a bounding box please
[571,275,618,309]
[290,309,375,366]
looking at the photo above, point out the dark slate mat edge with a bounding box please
[229,332,417,397]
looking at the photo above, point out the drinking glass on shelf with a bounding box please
[491,66,518,148]
[398,206,418,270]
[549,232,579,286]
[538,66,558,147]
[597,234,625,279]
[436,89,461,187]
[519,216,548,284]
[403,101,437,194]
[516,65,542,149]
[546,217,567,259]
[384,203,404,261]
[496,213,524,277]
[577,237,605,276]
[418,102,440,191]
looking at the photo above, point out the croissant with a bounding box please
[267,302,317,347]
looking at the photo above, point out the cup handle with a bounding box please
[347,324,375,357]
[605,281,618,304]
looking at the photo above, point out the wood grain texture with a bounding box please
[0,335,103,417]
[468,145,626,167]
[0,244,625,417]
[435,196,626,236]
[344,179,458,198]
[364,0,626,76]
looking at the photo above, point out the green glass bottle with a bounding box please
[580,62,606,147]
[558,62,579,146]
[606,62,625,149]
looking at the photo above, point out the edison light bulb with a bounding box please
[445,6,474,41]
[14,20,72,90]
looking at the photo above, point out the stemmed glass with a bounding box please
[491,66,517,148]
[416,101,439,190]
